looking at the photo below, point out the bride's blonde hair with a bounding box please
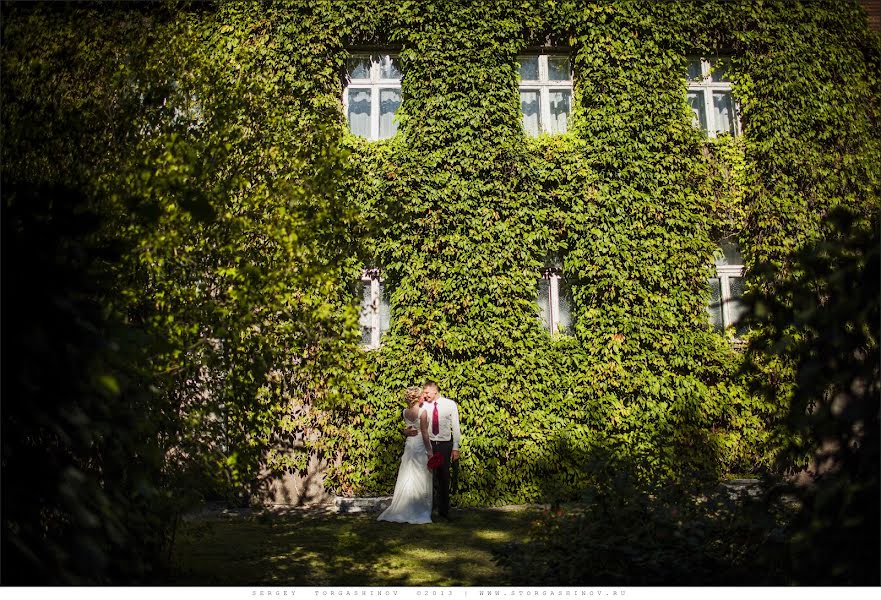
[404,387,422,407]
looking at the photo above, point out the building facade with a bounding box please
[264,0,881,504]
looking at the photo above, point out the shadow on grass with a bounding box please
[169,507,540,586]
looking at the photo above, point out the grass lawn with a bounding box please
[169,507,540,586]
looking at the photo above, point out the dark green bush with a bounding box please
[495,464,792,585]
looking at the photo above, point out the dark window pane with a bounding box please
[379,55,401,79]
[537,278,551,331]
[709,58,730,82]
[519,57,539,81]
[558,278,573,334]
[547,56,571,81]
[360,281,374,345]
[379,282,391,335]
[715,239,743,266]
[687,57,703,81]
[708,278,723,332]
[347,56,372,80]
[728,276,748,336]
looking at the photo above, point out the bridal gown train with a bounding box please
[377,408,433,524]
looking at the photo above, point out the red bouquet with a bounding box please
[427,453,444,470]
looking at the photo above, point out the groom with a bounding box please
[405,380,461,520]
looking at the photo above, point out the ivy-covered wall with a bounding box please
[306,0,880,505]
[2,0,878,515]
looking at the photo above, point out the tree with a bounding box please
[1,1,362,582]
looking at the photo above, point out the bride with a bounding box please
[377,387,435,524]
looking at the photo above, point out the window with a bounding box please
[537,268,573,334]
[708,239,746,336]
[344,54,402,140]
[687,57,739,137]
[360,269,390,349]
[518,55,573,136]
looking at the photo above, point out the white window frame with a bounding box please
[343,53,402,141]
[518,54,573,136]
[710,264,746,334]
[539,268,571,335]
[687,57,740,137]
[360,269,387,349]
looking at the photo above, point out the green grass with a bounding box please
[169,507,540,586]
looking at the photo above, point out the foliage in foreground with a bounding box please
[2,2,362,583]
[496,471,792,585]
[744,209,880,584]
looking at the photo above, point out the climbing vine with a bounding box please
[315,0,879,504]
[2,4,878,584]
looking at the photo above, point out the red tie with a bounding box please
[432,402,439,435]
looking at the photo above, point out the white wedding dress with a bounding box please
[377,408,433,524]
